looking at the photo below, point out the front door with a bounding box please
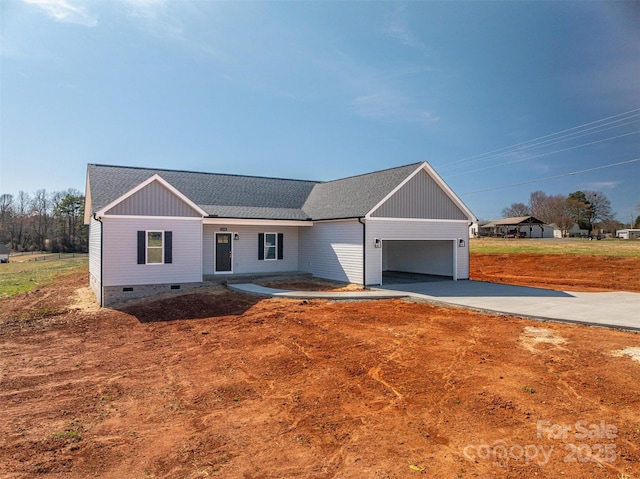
[215,233,232,272]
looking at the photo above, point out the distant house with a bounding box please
[616,229,640,240]
[0,244,9,263]
[84,162,476,306]
[468,221,479,238]
[549,223,589,238]
[478,216,552,238]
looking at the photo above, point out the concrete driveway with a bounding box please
[376,280,640,331]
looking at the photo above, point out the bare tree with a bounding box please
[31,189,50,251]
[0,193,13,246]
[501,202,530,218]
[14,191,31,251]
[584,191,614,233]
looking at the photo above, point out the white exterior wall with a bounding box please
[88,216,102,302]
[203,225,299,275]
[102,216,203,286]
[298,220,364,284]
[366,218,469,285]
[517,225,554,238]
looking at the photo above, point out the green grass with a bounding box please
[470,238,640,257]
[0,256,88,299]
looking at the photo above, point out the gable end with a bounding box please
[105,180,202,217]
[371,169,468,220]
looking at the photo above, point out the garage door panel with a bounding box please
[383,240,453,277]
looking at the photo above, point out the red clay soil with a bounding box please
[471,253,640,292]
[1,269,640,479]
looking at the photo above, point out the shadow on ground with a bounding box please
[380,280,574,298]
[120,291,263,323]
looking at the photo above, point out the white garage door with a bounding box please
[382,240,454,278]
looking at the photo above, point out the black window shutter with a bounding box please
[137,231,145,264]
[164,231,172,264]
[277,233,284,260]
[258,233,264,260]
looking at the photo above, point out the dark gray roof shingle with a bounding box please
[87,162,426,220]
[303,162,422,219]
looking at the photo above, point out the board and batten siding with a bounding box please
[203,225,299,275]
[102,217,202,286]
[365,219,469,285]
[371,169,467,220]
[298,220,363,284]
[105,180,201,217]
[88,216,102,303]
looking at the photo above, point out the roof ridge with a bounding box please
[317,161,424,184]
[88,163,321,184]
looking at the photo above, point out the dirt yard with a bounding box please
[471,253,640,292]
[1,257,639,478]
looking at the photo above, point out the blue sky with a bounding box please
[1,0,638,222]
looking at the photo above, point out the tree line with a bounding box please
[0,189,87,253]
[501,190,635,237]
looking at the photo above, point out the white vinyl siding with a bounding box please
[89,216,102,302]
[102,217,202,286]
[298,220,363,284]
[366,219,469,285]
[203,225,299,275]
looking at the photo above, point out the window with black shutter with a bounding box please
[137,230,172,264]
[258,232,283,260]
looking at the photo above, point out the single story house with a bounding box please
[0,243,9,263]
[468,221,479,238]
[616,229,640,240]
[478,216,551,238]
[84,162,476,306]
[549,223,589,238]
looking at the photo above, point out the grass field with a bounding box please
[0,256,88,298]
[470,237,640,257]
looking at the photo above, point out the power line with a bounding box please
[441,116,640,172]
[439,108,640,170]
[448,130,640,178]
[460,158,640,196]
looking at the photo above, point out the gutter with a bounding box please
[358,217,366,289]
[93,213,104,307]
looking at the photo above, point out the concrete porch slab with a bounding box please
[228,283,409,300]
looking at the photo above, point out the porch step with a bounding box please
[203,271,312,285]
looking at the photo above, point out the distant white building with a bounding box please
[478,216,553,238]
[469,221,479,238]
[616,229,640,240]
[549,223,589,238]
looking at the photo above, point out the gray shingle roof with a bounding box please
[303,162,422,219]
[87,162,425,220]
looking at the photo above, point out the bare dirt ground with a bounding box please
[258,279,362,292]
[470,253,640,292]
[2,259,640,478]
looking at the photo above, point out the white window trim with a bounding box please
[264,232,277,261]
[146,230,164,265]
